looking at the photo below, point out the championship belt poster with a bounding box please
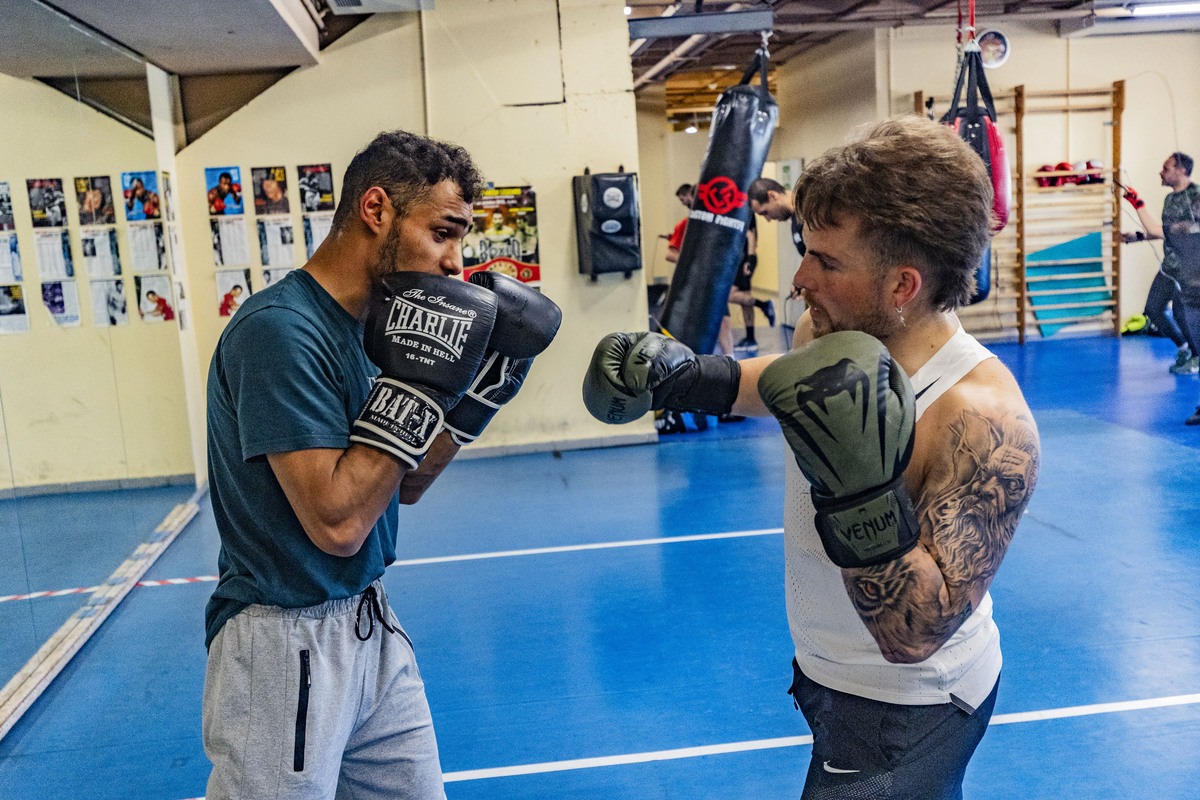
[461,186,540,287]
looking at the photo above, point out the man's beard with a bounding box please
[810,288,903,341]
[368,223,405,298]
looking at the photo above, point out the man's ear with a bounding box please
[892,264,923,309]
[359,187,391,236]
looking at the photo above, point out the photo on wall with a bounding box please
[216,267,252,317]
[258,218,294,266]
[252,166,290,215]
[0,284,28,334]
[129,220,166,272]
[0,232,21,283]
[211,217,250,266]
[81,228,121,278]
[34,229,73,279]
[90,278,127,327]
[75,175,116,226]
[134,273,175,323]
[461,186,540,287]
[206,166,244,216]
[121,170,161,221]
[42,280,81,327]
[297,163,335,212]
[303,212,333,259]
[26,178,67,228]
[1,181,17,230]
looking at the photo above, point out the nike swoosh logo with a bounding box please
[914,379,938,400]
[822,761,861,774]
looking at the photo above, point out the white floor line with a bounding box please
[389,528,785,567]
[441,691,1200,783]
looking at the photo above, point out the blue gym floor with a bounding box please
[1,333,1199,799]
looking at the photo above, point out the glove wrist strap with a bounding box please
[667,355,741,417]
[350,378,444,469]
[811,474,920,568]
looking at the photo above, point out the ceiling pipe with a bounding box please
[773,7,1094,33]
[632,2,747,90]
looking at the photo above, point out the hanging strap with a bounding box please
[737,45,771,106]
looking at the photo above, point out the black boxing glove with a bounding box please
[443,272,562,445]
[582,331,740,424]
[350,272,498,468]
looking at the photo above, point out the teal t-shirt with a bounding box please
[204,270,398,648]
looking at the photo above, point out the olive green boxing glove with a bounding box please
[757,331,919,568]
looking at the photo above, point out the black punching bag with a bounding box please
[659,49,778,354]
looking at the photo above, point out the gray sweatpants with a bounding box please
[202,580,446,800]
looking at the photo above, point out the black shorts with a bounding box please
[733,267,753,292]
[789,660,998,800]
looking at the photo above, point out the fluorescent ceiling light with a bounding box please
[624,5,632,15]
[1131,2,1200,15]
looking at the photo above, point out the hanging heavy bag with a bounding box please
[941,38,1010,304]
[659,49,778,354]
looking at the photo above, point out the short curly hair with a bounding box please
[332,130,484,232]
[793,115,993,311]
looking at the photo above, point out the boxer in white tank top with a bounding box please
[730,118,1042,798]
[581,117,1041,798]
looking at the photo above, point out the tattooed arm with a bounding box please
[841,362,1040,664]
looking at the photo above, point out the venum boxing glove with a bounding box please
[443,271,562,445]
[350,272,498,468]
[582,331,740,424]
[758,331,919,568]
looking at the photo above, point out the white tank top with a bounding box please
[784,322,1001,709]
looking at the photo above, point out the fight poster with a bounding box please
[215,268,251,317]
[81,228,121,277]
[91,279,127,327]
[134,273,175,323]
[252,166,290,215]
[461,186,540,287]
[0,233,21,283]
[121,171,161,221]
[297,164,335,212]
[1,182,16,230]
[262,267,294,288]
[303,213,333,259]
[0,285,28,334]
[34,230,73,279]
[258,218,294,267]
[42,280,81,327]
[75,176,116,226]
[26,179,67,228]
[206,167,244,216]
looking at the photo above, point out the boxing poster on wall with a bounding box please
[121,171,161,221]
[297,164,335,213]
[0,233,21,283]
[161,171,176,223]
[90,278,127,327]
[211,217,250,266]
[258,219,294,266]
[26,179,67,228]
[303,213,333,259]
[252,166,290,215]
[461,186,540,287]
[81,228,121,278]
[34,230,72,279]
[128,221,165,272]
[206,167,244,216]
[0,182,14,230]
[42,280,81,327]
[0,285,28,334]
[134,273,175,323]
[216,268,251,317]
[75,176,116,226]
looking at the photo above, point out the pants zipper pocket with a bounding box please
[293,649,310,772]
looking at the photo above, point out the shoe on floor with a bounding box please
[717,414,746,423]
[763,299,776,327]
[1187,407,1200,426]
[734,337,758,353]
[1169,356,1199,375]
[692,414,709,431]
[656,410,687,435]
